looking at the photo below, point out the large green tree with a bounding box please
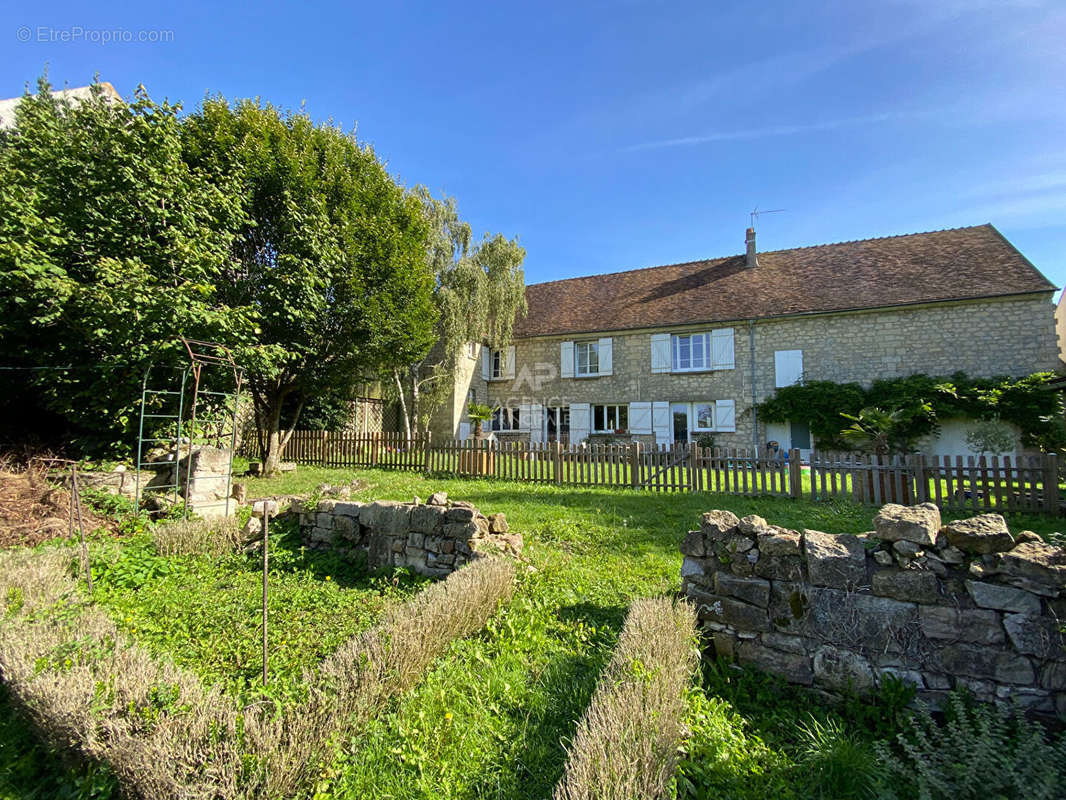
[182,98,437,473]
[0,79,248,454]
[388,187,526,437]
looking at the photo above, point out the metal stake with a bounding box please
[262,508,269,687]
[71,465,92,592]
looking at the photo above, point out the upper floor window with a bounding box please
[467,342,478,359]
[491,406,520,432]
[491,349,503,379]
[673,333,709,371]
[593,404,628,433]
[575,340,600,376]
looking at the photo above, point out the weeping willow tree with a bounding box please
[388,187,526,437]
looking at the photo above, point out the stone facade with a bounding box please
[681,503,1066,716]
[299,494,522,578]
[459,294,1057,449]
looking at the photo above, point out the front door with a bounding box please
[671,402,689,443]
[545,406,569,443]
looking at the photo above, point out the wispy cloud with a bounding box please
[619,110,926,153]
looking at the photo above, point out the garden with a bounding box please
[3,466,1065,800]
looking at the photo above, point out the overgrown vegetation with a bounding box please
[759,371,1066,452]
[554,597,698,800]
[3,469,1064,799]
[876,693,1066,800]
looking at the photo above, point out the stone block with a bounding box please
[316,512,334,528]
[446,506,476,523]
[998,541,1066,589]
[427,491,448,506]
[736,642,814,685]
[488,513,509,534]
[761,632,808,655]
[918,606,1005,645]
[754,554,805,582]
[808,589,919,654]
[333,515,357,538]
[712,632,737,660]
[332,501,363,518]
[681,557,706,580]
[681,530,705,557]
[442,521,478,539]
[408,531,425,549]
[934,643,1035,685]
[701,510,741,539]
[1039,661,1066,690]
[440,538,455,554]
[691,590,771,632]
[943,514,1014,554]
[315,499,337,513]
[873,503,940,546]
[877,666,925,689]
[362,501,411,535]
[1003,613,1066,660]
[309,526,332,544]
[738,514,770,537]
[757,527,802,556]
[714,572,771,608]
[410,504,447,534]
[871,569,941,604]
[813,645,876,693]
[804,531,866,588]
[965,580,1041,614]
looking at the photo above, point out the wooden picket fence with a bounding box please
[274,431,1061,515]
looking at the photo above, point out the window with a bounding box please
[467,342,478,359]
[673,333,709,371]
[593,404,629,433]
[693,402,715,431]
[491,406,520,432]
[575,340,599,376]
[490,349,503,379]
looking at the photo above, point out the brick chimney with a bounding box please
[745,227,758,268]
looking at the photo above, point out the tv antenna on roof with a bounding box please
[750,206,785,230]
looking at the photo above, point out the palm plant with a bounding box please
[466,403,493,440]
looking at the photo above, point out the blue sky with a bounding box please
[3,0,1064,292]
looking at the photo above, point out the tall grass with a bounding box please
[152,516,242,557]
[553,597,698,800]
[0,546,516,799]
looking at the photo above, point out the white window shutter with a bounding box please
[560,341,575,378]
[652,401,671,445]
[528,403,544,443]
[715,399,736,432]
[505,345,516,379]
[774,350,803,388]
[569,403,591,444]
[629,402,652,434]
[518,402,531,431]
[597,337,613,375]
[481,347,490,380]
[712,328,735,370]
[650,333,671,373]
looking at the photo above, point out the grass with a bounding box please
[2,465,1063,799]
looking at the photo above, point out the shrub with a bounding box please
[875,693,1066,800]
[553,597,698,800]
[796,714,882,799]
[152,516,242,558]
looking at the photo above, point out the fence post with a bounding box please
[371,432,380,467]
[630,442,642,488]
[1044,453,1058,515]
[422,431,432,473]
[688,444,699,493]
[553,441,563,485]
[788,449,801,499]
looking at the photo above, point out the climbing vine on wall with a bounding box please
[758,371,1066,452]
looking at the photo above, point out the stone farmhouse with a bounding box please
[431,224,1058,457]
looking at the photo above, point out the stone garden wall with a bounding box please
[680,503,1066,716]
[299,492,522,578]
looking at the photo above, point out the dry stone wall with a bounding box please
[300,493,522,578]
[680,503,1066,716]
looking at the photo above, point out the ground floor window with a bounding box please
[546,406,570,441]
[491,406,521,431]
[593,404,628,433]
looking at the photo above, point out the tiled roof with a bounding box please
[515,224,1054,339]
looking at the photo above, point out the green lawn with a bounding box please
[2,467,1062,799]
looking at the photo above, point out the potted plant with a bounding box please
[462,403,496,475]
